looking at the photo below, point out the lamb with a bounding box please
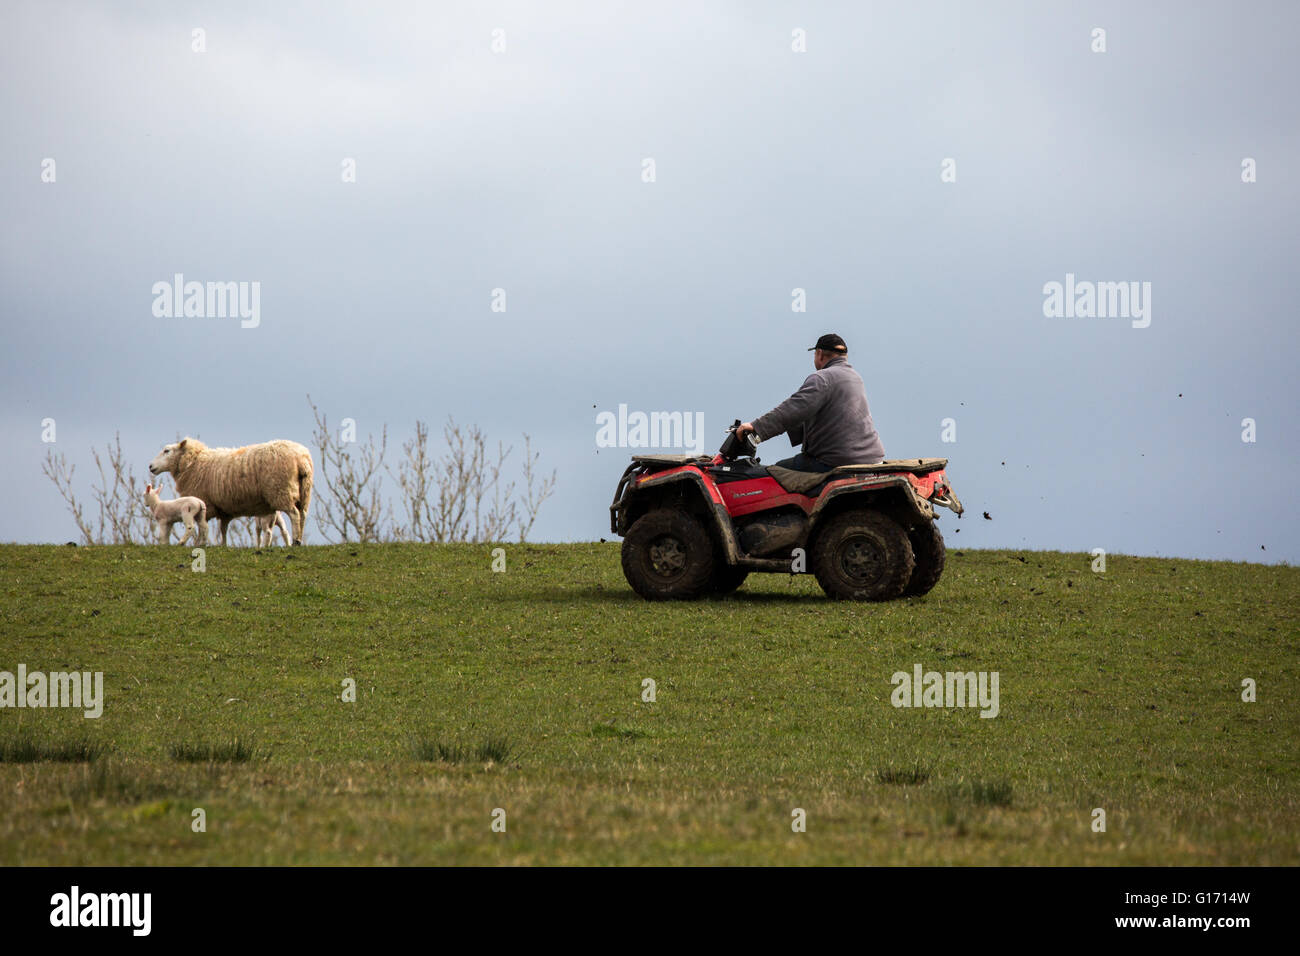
[143,483,208,546]
[256,511,291,548]
[148,437,314,546]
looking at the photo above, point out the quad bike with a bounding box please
[610,421,963,600]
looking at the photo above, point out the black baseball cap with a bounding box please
[808,333,847,353]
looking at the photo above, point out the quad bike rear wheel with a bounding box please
[904,519,946,597]
[621,508,716,600]
[811,509,915,601]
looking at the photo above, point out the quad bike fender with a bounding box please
[610,465,742,564]
[806,473,951,539]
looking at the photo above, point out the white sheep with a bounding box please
[143,483,208,546]
[148,437,314,546]
[256,512,291,548]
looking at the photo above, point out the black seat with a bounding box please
[766,458,947,495]
[765,465,834,495]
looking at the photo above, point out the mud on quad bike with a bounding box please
[610,421,964,601]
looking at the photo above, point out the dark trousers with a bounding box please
[772,452,833,473]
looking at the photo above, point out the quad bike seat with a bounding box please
[766,458,949,495]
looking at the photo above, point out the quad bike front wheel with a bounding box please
[811,509,915,601]
[621,508,716,600]
[903,519,946,597]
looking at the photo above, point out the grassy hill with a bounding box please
[0,542,1295,865]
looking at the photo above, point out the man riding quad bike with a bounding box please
[610,424,962,600]
[609,334,963,600]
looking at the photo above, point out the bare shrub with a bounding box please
[390,420,434,542]
[516,433,557,543]
[42,432,152,544]
[309,396,388,543]
[42,450,92,544]
[391,417,556,543]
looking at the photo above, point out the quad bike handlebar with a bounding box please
[717,419,759,461]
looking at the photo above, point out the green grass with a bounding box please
[0,542,1295,865]
[591,722,650,740]
[409,734,516,764]
[876,763,932,786]
[947,778,1015,807]
[0,728,105,763]
[168,738,261,764]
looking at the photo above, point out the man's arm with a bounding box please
[746,374,825,443]
[738,420,804,445]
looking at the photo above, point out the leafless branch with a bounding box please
[309,396,389,543]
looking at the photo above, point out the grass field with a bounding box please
[0,542,1296,865]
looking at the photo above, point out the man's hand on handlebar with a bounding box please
[736,422,756,441]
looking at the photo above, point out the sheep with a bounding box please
[143,482,208,546]
[256,511,291,548]
[148,437,314,546]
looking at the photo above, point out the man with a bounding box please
[736,333,885,472]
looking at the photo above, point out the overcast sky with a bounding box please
[2,0,1296,563]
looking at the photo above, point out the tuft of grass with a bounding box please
[875,763,932,785]
[168,737,260,763]
[64,761,177,804]
[0,730,105,763]
[475,736,516,764]
[591,722,649,740]
[947,778,1014,807]
[410,739,465,763]
[410,734,516,765]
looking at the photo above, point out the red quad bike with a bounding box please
[610,421,964,600]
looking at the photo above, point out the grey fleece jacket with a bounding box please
[751,356,885,466]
